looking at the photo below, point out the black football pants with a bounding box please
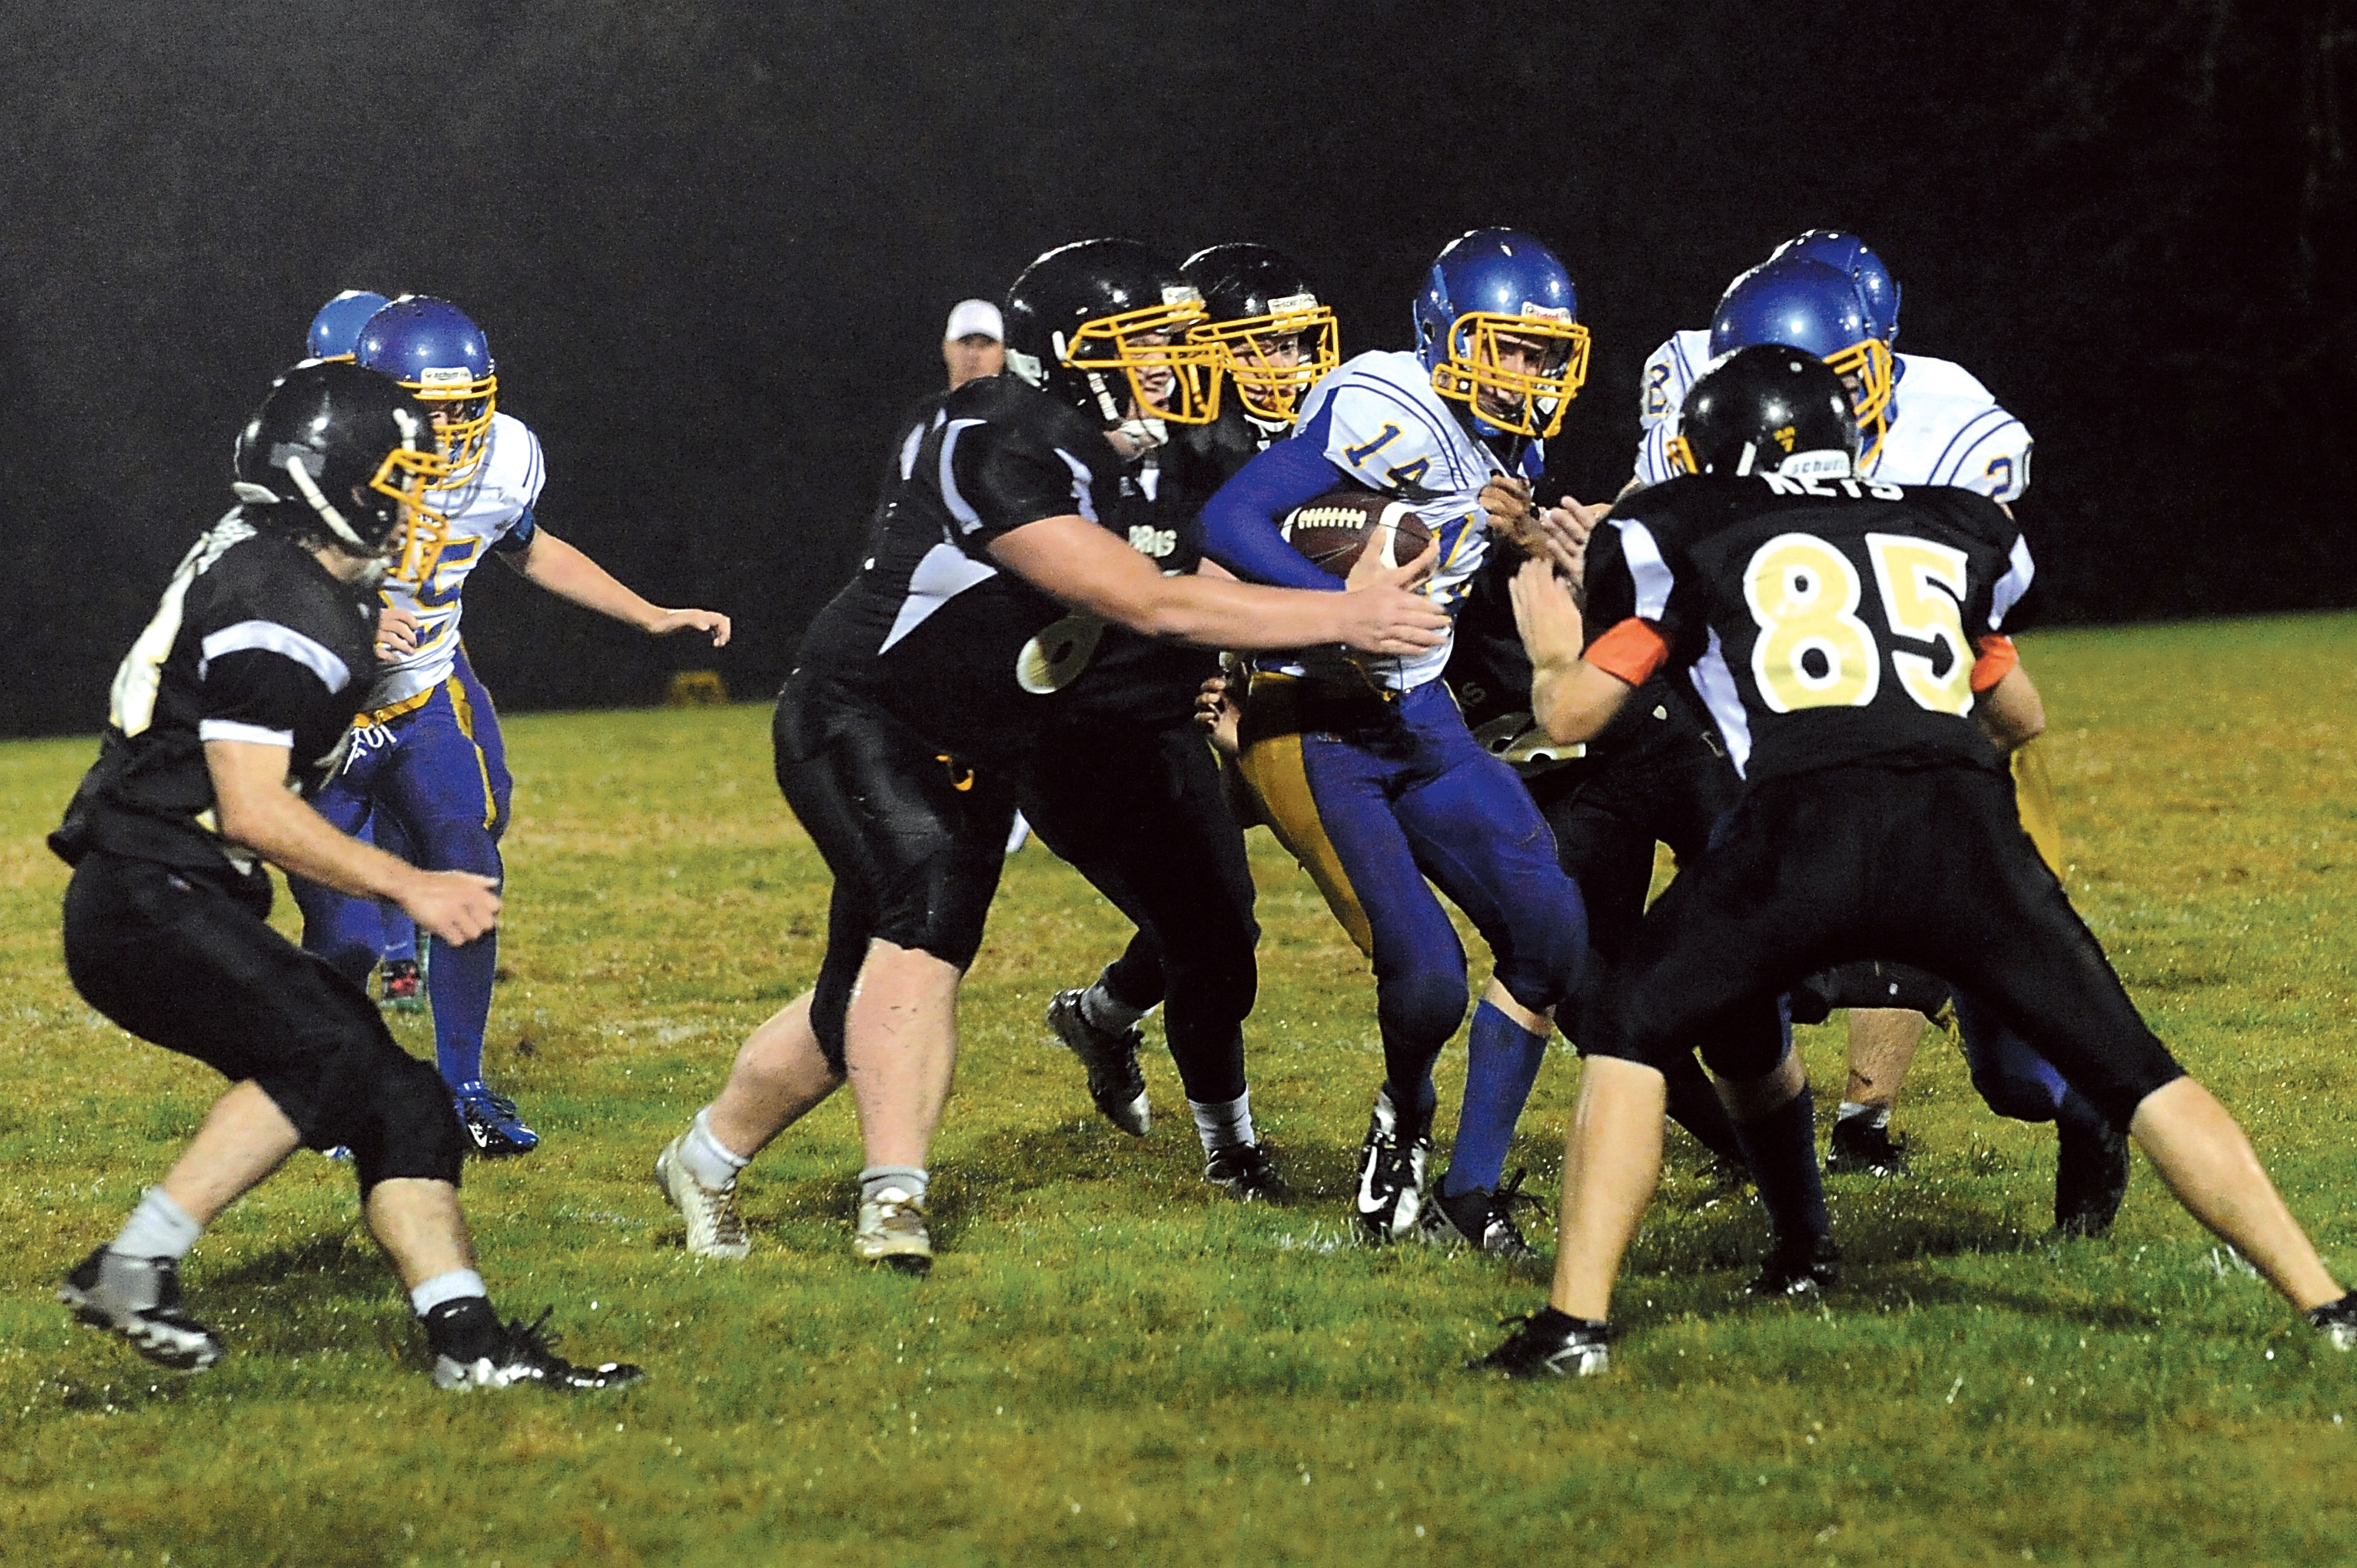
[1597,762,2183,1129]
[1018,718,1259,1105]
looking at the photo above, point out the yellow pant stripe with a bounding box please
[443,674,500,832]
[1237,675,1375,958]
[2012,737,2065,878]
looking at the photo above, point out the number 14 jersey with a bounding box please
[1580,473,2034,784]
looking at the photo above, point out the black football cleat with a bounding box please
[2310,1293,2357,1352]
[1420,1168,1539,1259]
[2052,1105,2131,1238]
[1749,1230,1841,1298]
[58,1247,224,1372]
[1046,989,1149,1137]
[1354,1085,1432,1243]
[1469,1307,1612,1379]
[1825,1114,1909,1178]
[1203,1141,1286,1202]
[431,1306,643,1392]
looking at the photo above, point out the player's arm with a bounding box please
[1508,558,1635,744]
[204,740,498,945]
[511,529,732,646]
[1197,437,1358,590]
[990,515,1443,657]
[1970,639,2045,754]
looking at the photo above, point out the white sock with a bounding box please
[1190,1091,1256,1155]
[409,1268,489,1316]
[111,1187,203,1261]
[679,1106,751,1190]
[1836,1101,1891,1129]
[860,1166,928,1207]
[1080,980,1148,1035]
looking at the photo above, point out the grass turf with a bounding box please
[4,613,2355,1566]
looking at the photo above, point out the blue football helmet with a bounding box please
[1413,228,1590,439]
[307,290,390,360]
[354,296,497,482]
[1770,229,1900,346]
[1710,256,1894,465]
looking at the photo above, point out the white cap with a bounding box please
[944,298,1003,342]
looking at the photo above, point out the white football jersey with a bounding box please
[1629,346,2031,502]
[1272,350,1540,693]
[368,410,546,709]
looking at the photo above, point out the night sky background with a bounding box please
[2,1,2348,737]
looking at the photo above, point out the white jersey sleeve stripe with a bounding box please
[198,620,353,693]
[1614,519,1676,620]
[1989,535,2035,629]
[1049,448,1102,522]
[936,419,988,534]
[1926,407,2013,483]
[198,718,295,747]
[1689,630,1752,777]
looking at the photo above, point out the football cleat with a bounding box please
[2310,1293,2357,1352]
[1749,1230,1842,1297]
[454,1082,539,1157]
[2052,1110,2131,1238]
[853,1186,933,1275]
[1468,1308,1612,1379]
[654,1135,750,1259]
[1825,1114,1909,1178]
[1203,1141,1286,1202]
[1421,1168,1538,1258]
[433,1307,644,1392]
[1355,1085,1432,1243]
[1045,989,1150,1137]
[58,1248,224,1372]
[379,958,425,1013]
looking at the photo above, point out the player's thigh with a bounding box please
[449,653,513,835]
[1541,779,1659,963]
[379,693,502,872]
[62,855,406,1136]
[1893,772,2181,1124]
[773,680,1008,971]
[1278,729,1463,981]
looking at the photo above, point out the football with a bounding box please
[1277,488,1434,578]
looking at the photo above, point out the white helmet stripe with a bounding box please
[280,452,368,550]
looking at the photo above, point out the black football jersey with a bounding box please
[795,375,1144,767]
[1584,473,2031,783]
[51,514,383,884]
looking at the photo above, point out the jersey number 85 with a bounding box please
[1744,532,1976,717]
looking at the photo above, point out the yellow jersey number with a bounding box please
[1744,531,1974,716]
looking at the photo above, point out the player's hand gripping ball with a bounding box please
[1277,489,1436,578]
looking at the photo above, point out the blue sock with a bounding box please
[431,924,493,1090]
[1732,1087,1830,1242]
[1443,1001,1550,1197]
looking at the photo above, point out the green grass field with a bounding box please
[6,614,2357,1567]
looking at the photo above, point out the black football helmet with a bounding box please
[1180,243,1340,425]
[1670,345,1860,480]
[1003,239,1219,433]
[231,360,450,583]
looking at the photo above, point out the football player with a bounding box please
[1198,228,1596,1249]
[1477,346,2357,1376]
[1633,241,2085,1183]
[48,360,636,1390]
[645,240,1446,1272]
[1036,240,1340,1197]
[302,289,429,1013]
[287,295,732,1157]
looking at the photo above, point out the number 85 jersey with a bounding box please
[1580,473,2033,784]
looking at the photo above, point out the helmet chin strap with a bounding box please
[280,453,372,552]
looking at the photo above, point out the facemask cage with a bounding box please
[402,365,498,483]
[1823,336,1894,468]
[1428,310,1592,439]
[369,441,454,587]
[1188,296,1340,424]
[1060,296,1222,425]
